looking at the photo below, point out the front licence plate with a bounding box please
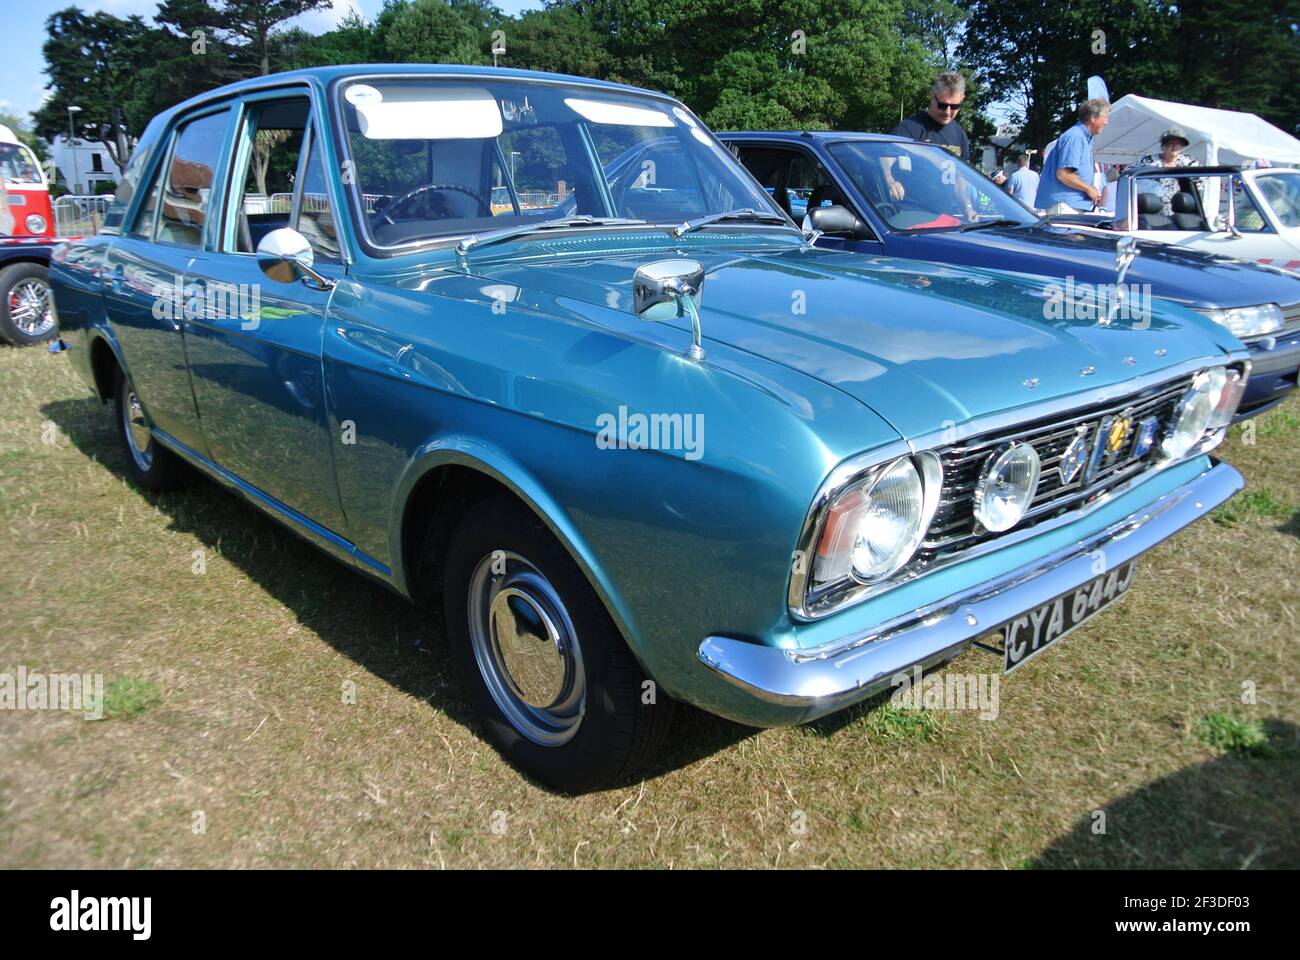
[1001,561,1137,673]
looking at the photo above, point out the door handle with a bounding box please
[108,263,125,294]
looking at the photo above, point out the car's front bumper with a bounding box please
[697,458,1242,726]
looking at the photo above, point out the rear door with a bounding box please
[182,91,348,533]
[103,107,233,454]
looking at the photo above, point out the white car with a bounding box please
[1109,164,1300,273]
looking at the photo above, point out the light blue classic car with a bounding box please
[49,65,1250,792]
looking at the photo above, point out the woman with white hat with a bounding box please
[1136,127,1203,216]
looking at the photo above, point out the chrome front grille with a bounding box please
[919,374,1196,558]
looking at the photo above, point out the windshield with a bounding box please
[0,142,43,184]
[827,140,1038,231]
[336,77,783,250]
[1253,172,1300,228]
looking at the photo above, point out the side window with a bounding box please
[1227,176,1271,233]
[226,98,311,254]
[157,110,230,247]
[295,133,341,261]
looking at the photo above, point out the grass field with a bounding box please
[1,344,1296,868]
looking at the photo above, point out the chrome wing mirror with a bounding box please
[633,258,706,361]
[256,228,334,291]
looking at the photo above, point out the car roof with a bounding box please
[153,63,681,126]
[719,131,910,144]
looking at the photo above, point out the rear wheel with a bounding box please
[442,495,673,793]
[0,263,56,345]
[113,368,190,492]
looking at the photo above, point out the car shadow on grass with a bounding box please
[43,395,753,794]
[1031,719,1300,868]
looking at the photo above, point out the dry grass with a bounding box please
[1,344,1296,868]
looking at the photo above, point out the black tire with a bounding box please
[0,262,56,346]
[443,495,674,793]
[113,368,190,492]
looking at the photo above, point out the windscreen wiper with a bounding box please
[672,208,792,238]
[958,218,1025,232]
[457,215,646,256]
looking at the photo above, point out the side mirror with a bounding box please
[256,228,333,290]
[1213,215,1242,238]
[633,258,706,361]
[805,204,868,238]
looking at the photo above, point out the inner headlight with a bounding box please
[25,214,47,234]
[1195,303,1284,338]
[974,442,1041,532]
[1162,367,1228,459]
[813,456,926,585]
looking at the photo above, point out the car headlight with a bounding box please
[813,456,927,585]
[1162,367,1236,459]
[1195,303,1284,338]
[25,214,47,234]
[974,442,1041,532]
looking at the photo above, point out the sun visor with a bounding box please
[350,84,504,140]
[564,98,674,128]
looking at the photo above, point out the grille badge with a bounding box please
[1058,428,1090,485]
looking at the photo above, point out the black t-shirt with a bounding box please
[891,110,970,162]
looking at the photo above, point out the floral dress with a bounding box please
[1136,152,1203,216]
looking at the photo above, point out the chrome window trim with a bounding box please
[788,355,1248,622]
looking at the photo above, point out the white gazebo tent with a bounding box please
[1092,94,1300,216]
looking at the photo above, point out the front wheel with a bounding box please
[442,496,673,793]
[113,368,190,492]
[0,262,56,345]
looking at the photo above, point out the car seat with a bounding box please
[1170,192,1207,231]
[1137,192,1171,230]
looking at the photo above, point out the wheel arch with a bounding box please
[392,438,646,665]
[88,330,126,403]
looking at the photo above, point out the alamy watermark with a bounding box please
[596,405,704,461]
[1043,277,1152,328]
[151,277,262,330]
[890,665,1000,721]
[1,666,104,720]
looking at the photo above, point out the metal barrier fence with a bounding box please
[53,195,111,237]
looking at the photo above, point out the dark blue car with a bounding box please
[722,131,1300,419]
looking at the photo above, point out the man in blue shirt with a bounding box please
[1035,99,1110,213]
[1006,153,1040,205]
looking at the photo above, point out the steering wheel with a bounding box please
[379,183,490,223]
[874,197,902,220]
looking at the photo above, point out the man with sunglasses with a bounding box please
[884,72,975,218]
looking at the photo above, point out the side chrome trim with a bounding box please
[152,429,391,577]
[705,459,1242,715]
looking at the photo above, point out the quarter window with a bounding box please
[157,110,230,247]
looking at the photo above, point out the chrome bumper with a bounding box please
[697,459,1242,721]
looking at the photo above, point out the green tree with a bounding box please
[499,6,608,77]
[34,7,153,174]
[376,0,489,64]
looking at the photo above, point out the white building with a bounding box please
[49,134,120,194]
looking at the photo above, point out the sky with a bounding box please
[0,0,544,127]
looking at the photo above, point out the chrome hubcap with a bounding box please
[468,551,585,746]
[122,389,154,471]
[7,278,53,336]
